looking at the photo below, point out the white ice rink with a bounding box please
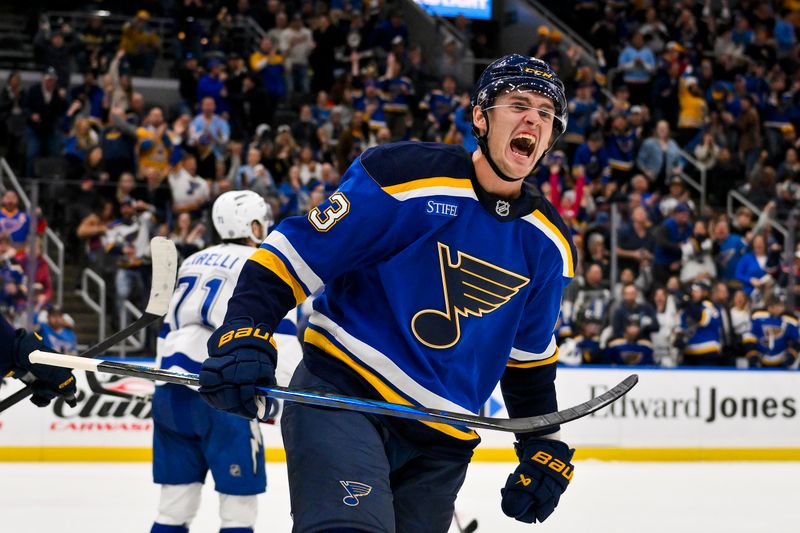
[1,461,798,533]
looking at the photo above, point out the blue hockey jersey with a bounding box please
[743,311,799,367]
[605,337,655,365]
[681,300,723,356]
[227,142,576,457]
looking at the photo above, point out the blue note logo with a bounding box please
[412,242,529,349]
[340,480,372,506]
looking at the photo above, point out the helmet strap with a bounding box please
[474,108,530,183]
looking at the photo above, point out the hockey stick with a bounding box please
[0,237,178,411]
[28,351,638,433]
[453,512,478,533]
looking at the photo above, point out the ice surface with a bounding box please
[0,461,797,532]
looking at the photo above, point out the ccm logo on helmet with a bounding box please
[524,67,553,78]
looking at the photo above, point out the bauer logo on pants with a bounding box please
[340,481,372,506]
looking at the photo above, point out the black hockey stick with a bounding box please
[453,511,478,533]
[0,237,177,411]
[28,351,638,433]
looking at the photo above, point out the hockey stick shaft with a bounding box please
[29,351,638,433]
[0,237,178,411]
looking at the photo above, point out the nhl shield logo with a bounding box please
[496,200,510,217]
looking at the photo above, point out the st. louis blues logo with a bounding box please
[412,242,529,349]
[340,481,372,506]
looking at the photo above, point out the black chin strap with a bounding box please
[473,109,537,183]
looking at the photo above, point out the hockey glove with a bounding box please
[8,330,77,408]
[501,438,575,524]
[199,317,277,420]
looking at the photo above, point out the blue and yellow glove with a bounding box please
[8,330,77,408]
[501,438,575,524]
[199,317,277,420]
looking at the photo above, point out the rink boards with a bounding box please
[1,366,800,461]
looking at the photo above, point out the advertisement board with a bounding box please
[2,368,800,461]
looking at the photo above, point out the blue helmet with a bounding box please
[471,54,568,142]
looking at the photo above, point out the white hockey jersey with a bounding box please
[157,242,302,386]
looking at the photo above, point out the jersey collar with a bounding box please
[469,172,541,222]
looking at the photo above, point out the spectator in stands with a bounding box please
[653,202,692,285]
[38,305,77,355]
[110,105,174,181]
[618,31,656,105]
[677,76,707,146]
[730,289,752,342]
[736,233,774,298]
[611,283,659,339]
[310,13,339,94]
[0,191,30,250]
[0,233,25,317]
[16,237,53,307]
[24,67,67,177]
[104,196,154,316]
[190,97,231,179]
[679,280,724,366]
[711,280,738,362]
[169,212,205,260]
[168,153,210,217]
[76,198,114,275]
[0,71,25,173]
[573,262,612,332]
[712,215,747,282]
[737,95,763,172]
[617,205,655,277]
[69,71,105,120]
[34,26,75,90]
[680,219,716,284]
[77,15,114,73]
[573,130,610,187]
[281,13,314,96]
[120,10,161,76]
[636,120,682,193]
[197,59,229,116]
[651,286,679,366]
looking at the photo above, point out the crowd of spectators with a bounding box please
[0,0,799,367]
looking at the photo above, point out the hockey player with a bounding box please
[605,318,656,366]
[199,54,577,531]
[150,190,301,533]
[0,312,77,408]
[678,280,724,366]
[743,294,799,368]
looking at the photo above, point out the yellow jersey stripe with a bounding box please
[508,348,559,368]
[304,328,479,441]
[381,177,473,195]
[249,248,308,305]
[528,210,575,278]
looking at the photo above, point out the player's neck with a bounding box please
[472,151,523,199]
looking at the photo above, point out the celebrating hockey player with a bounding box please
[199,54,577,531]
[150,190,301,533]
[0,313,77,408]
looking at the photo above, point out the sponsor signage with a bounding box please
[480,367,800,450]
[3,368,800,460]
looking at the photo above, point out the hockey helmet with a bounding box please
[212,190,272,244]
[471,54,568,144]
[470,54,568,182]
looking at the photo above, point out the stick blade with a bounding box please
[144,237,178,316]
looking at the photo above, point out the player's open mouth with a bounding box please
[510,134,536,158]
